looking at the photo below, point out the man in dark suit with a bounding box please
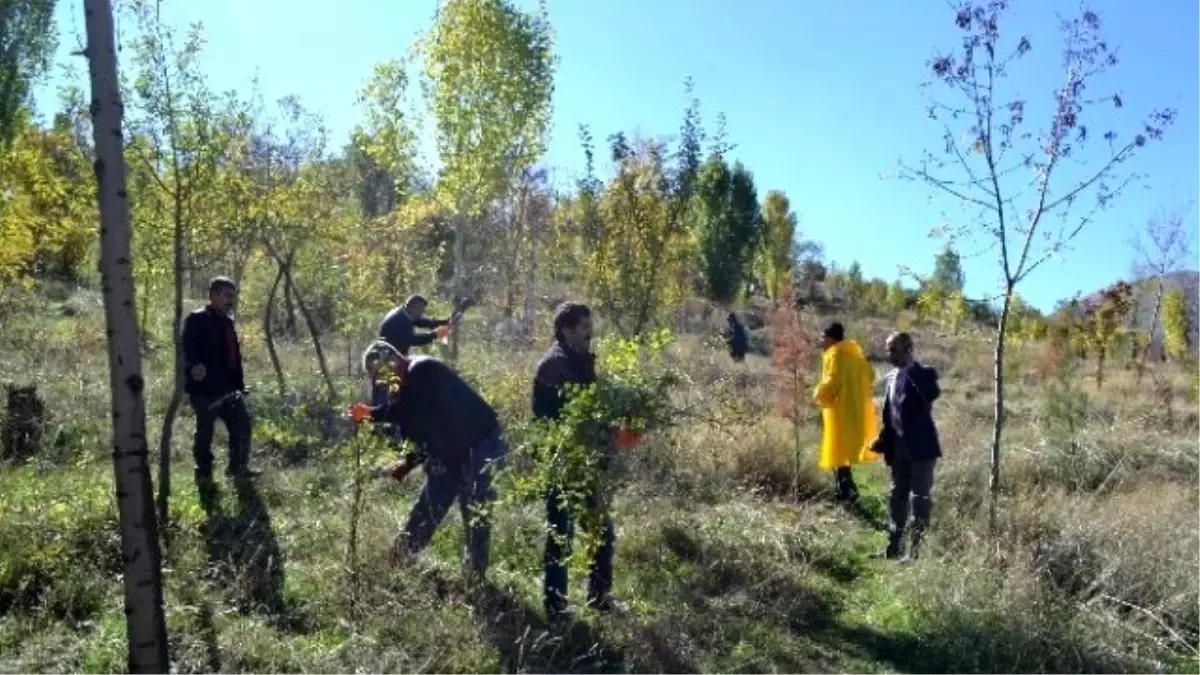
[181,276,255,480]
[871,331,942,562]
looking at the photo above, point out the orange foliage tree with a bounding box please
[770,278,816,498]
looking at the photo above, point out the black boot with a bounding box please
[884,529,904,560]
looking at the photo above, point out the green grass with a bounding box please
[0,292,1197,673]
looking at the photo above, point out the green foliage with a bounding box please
[931,244,965,294]
[692,155,762,305]
[353,60,419,203]
[1162,288,1190,361]
[421,0,556,214]
[885,280,908,314]
[756,191,797,302]
[583,138,691,336]
[500,331,679,547]
[0,122,95,285]
[0,0,56,147]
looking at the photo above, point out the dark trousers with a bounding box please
[834,467,859,501]
[396,431,507,574]
[189,393,251,475]
[544,487,615,615]
[888,443,937,538]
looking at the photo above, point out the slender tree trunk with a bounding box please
[263,262,287,398]
[450,210,467,364]
[988,291,1012,534]
[1136,282,1166,385]
[268,244,334,400]
[83,1,170,670]
[156,180,185,547]
[521,220,539,343]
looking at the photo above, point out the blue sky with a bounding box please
[38,0,1199,313]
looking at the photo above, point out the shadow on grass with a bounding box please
[198,476,306,632]
[473,582,631,674]
[816,621,1144,674]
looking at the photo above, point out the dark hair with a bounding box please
[553,301,591,340]
[823,321,845,342]
[887,331,913,350]
[404,294,428,307]
[209,276,236,294]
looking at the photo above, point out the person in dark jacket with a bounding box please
[181,277,256,479]
[378,295,452,358]
[533,301,620,618]
[726,312,748,362]
[871,332,942,561]
[352,343,507,576]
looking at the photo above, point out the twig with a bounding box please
[1091,593,1199,656]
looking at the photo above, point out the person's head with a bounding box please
[402,294,428,320]
[553,301,593,352]
[208,277,238,314]
[821,321,845,350]
[727,312,738,325]
[362,340,408,387]
[885,331,915,368]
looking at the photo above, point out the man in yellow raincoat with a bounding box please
[812,322,879,503]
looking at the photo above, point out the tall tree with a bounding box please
[421,0,556,361]
[757,190,798,303]
[123,0,228,536]
[1160,288,1192,363]
[693,154,762,305]
[901,2,1175,531]
[584,135,690,336]
[931,244,966,294]
[1130,207,1193,379]
[83,0,169,670]
[0,0,56,146]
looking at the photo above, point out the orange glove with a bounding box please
[615,427,642,449]
[349,402,372,424]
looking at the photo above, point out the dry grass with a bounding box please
[0,288,1196,673]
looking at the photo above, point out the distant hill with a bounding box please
[1076,270,1199,357]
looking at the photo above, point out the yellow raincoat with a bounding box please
[812,339,880,470]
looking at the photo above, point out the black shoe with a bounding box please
[884,532,904,560]
[587,593,627,613]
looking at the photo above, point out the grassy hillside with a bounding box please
[1,287,1197,673]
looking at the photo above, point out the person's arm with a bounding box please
[532,356,569,420]
[412,316,450,329]
[181,313,203,371]
[409,330,438,347]
[912,364,941,404]
[813,349,841,408]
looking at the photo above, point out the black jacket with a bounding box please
[370,356,499,466]
[532,340,597,421]
[878,361,942,461]
[181,306,245,398]
[379,306,449,355]
[727,320,748,359]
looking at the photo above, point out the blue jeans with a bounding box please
[396,429,507,574]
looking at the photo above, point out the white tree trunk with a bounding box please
[83,0,170,671]
[521,226,539,343]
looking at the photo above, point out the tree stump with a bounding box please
[3,384,45,463]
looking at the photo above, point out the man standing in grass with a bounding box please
[182,276,257,481]
[872,331,942,561]
[812,321,880,503]
[533,302,620,619]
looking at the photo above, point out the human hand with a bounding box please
[435,325,451,340]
